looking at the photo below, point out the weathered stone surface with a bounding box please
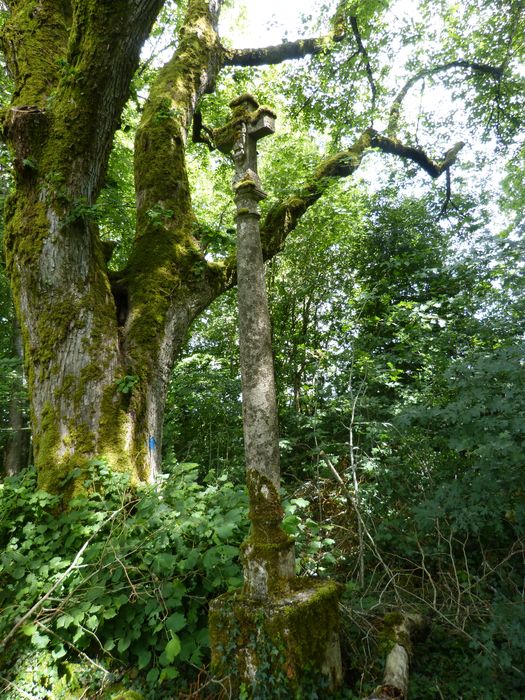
[209,579,343,696]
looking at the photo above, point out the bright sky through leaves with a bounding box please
[220,0,331,48]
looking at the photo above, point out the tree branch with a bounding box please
[211,126,465,292]
[259,130,374,260]
[259,129,464,257]
[369,130,465,178]
[223,33,344,67]
[192,108,215,150]
[350,15,377,114]
[123,0,225,401]
[388,60,503,136]
[439,168,452,218]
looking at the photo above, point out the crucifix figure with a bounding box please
[214,94,295,599]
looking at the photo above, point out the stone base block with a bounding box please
[209,578,342,696]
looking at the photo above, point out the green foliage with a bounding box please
[97,134,137,269]
[116,374,139,395]
[62,198,103,227]
[146,203,175,225]
[0,459,248,698]
[165,294,244,476]
[172,174,525,696]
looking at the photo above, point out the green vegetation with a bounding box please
[0,460,248,698]
[0,0,525,697]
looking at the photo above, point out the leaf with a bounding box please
[137,648,152,669]
[32,631,50,649]
[165,612,186,633]
[52,644,67,660]
[160,667,179,681]
[152,552,177,574]
[291,497,309,508]
[165,635,181,662]
[56,613,74,629]
[146,668,159,684]
[117,635,131,653]
[214,521,236,540]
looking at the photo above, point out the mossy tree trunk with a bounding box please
[2,318,30,476]
[0,1,464,494]
[0,0,226,492]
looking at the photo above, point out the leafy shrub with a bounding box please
[0,460,248,698]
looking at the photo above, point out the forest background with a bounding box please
[0,0,524,697]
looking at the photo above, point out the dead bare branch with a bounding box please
[388,60,503,137]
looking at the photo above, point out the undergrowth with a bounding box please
[1,457,524,699]
[0,459,248,699]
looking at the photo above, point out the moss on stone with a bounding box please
[377,611,413,655]
[209,579,343,696]
[213,95,276,155]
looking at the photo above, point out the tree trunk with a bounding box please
[366,613,426,700]
[0,0,231,493]
[3,319,30,477]
[1,0,170,492]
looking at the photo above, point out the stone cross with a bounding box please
[214,95,295,599]
[209,98,343,694]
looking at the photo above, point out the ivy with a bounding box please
[0,460,248,698]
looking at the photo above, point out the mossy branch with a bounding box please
[212,126,464,290]
[369,129,465,178]
[124,0,224,397]
[223,33,345,67]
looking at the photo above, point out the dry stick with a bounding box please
[0,507,122,652]
[320,450,393,581]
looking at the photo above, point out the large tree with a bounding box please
[0,0,522,493]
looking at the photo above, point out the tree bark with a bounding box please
[3,318,30,476]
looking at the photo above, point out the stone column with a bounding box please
[227,95,295,599]
[209,95,342,696]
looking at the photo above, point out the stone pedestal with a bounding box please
[209,579,343,696]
